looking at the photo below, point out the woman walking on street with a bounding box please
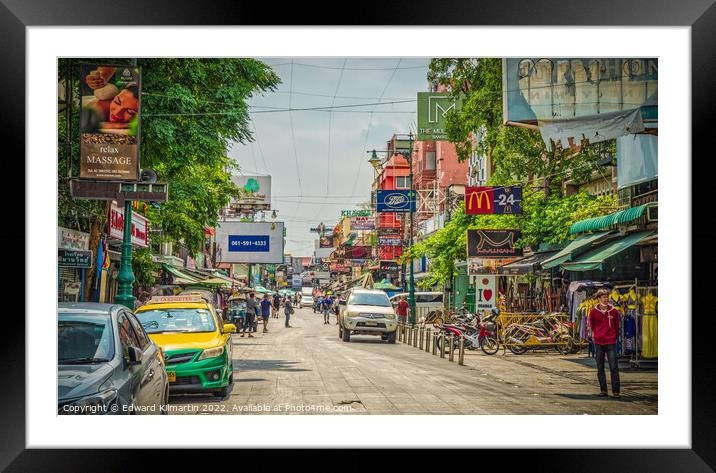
[284,297,293,328]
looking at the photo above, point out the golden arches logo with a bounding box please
[467,190,492,211]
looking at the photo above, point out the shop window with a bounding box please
[425,151,436,171]
[395,176,412,189]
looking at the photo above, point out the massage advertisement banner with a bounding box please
[79,64,141,181]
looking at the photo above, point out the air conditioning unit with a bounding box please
[646,205,658,222]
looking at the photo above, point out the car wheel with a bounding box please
[229,373,234,384]
[386,331,396,344]
[342,326,351,342]
[214,384,230,398]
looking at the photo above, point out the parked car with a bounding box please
[389,292,444,323]
[135,295,236,397]
[58,303,169,415]
[338,288,397,343]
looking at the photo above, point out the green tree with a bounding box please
[58,58,280,300]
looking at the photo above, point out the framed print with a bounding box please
[4,0,713,470]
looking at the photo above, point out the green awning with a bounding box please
[561,231,655,272]
[162,264,200,283]
[541,231,613,269]
[569,203,656,235]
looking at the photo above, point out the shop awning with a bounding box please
[162,264,200,283]
[560,231,655,272]
[496,250,560,275]
[569,203,656,235]
[541,231,614,269]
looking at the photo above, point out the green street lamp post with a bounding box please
[114,199,135,309]
[406,132,416,326]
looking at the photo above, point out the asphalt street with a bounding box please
[167,305,657,415]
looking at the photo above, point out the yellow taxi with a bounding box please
[135,295,236,397]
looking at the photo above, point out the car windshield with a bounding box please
[135,308,216,334]
[349,292,391,307]
[58,313,114,364]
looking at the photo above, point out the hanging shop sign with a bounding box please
[467,229,523,258]
[465,186,522,215]
[79,64,142,181]
[377,227,401,236]
[58,227,90,251]
[319,235,334,248]
[108,201,149,248]
[214,221,284,264]
[471,275,497,310]
[378,236,402,246]
[417,92,464,141]
[380,261,400,272]
[376,190,416,213]
[58,249,93,268]
[350,216,375,230]
[341,209,372,217]
[230,175,272,210]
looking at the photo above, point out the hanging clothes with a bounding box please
[609,289,623,311]
[642,315,658,358]
[642,292,658,315]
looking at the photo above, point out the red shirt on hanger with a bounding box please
[588,304,621,345]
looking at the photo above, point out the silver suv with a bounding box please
[338,288,397,343]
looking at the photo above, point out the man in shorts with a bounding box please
[260,294,272,333]
[242,293,257,338]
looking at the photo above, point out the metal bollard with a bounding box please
[419,327,424,350]
[407,326,412,346]
[413,326,418,347]
[398,323,403,342]
[426,328,431,352]
[439,333,445,358]
[432,331,437,355]
[458,336,465,366]
[449,334,455,362]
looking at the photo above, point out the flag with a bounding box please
[95,238,105,284]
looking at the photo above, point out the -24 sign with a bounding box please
[465,186,522,215]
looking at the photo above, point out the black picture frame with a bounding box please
[3,0,712,470]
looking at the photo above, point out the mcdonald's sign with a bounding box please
[465,186,522,215]
[465,187,494,214]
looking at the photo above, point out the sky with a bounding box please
[228,57,431,257]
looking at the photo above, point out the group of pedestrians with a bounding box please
[232,292,299,338]
[313,294,340,325]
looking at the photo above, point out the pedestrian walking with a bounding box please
[272,292,281,319]
[396,295,409,325]
[242,293,257,338]
[588,288,621,398]
[260,294,272,333]
[284,297,293,328]
[322,296,332,324]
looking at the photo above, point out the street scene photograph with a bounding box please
[57,57,658,416]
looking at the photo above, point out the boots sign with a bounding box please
[472,275,497,310]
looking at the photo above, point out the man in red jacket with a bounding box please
[588,288,621,398]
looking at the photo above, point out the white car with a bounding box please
[338,288,397,343]
[300,295,314,308]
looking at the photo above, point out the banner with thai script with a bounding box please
[350,216,375,230]
[108,201,149,248]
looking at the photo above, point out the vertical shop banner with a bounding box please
[417,92,464,141]
[472,275,497,310]
[79,64,141,181]
[467,230,523,258]
[58,227,90,251]
[465,186,522,214]
[108,201,149,248]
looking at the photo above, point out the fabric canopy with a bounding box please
[569,203,656,235]
[538,108,645,151]
[560,231,655,272]
[162,264,200,283]
[496,250,559,275]
[541,231,613,269]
